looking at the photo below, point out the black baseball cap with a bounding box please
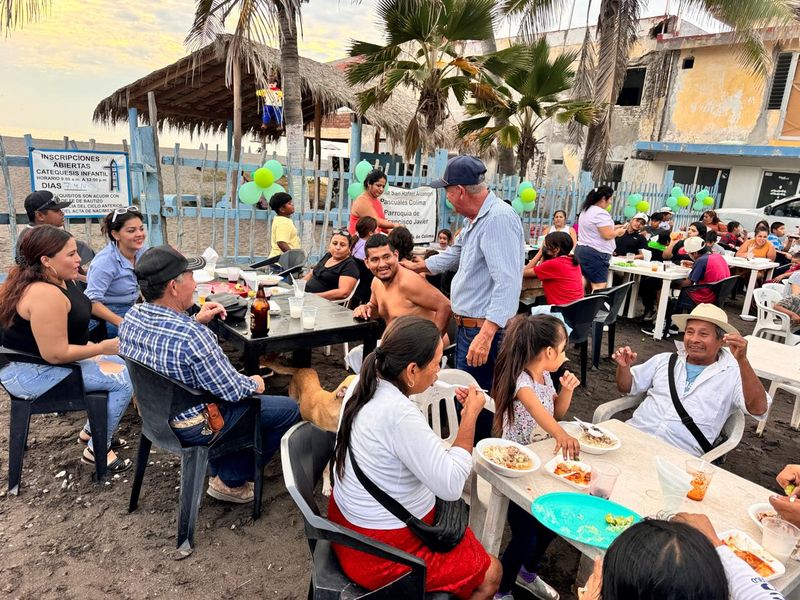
[25,190,72,213]
[135,245,206,287]
[429,155,487,189]
[269,192,293,212]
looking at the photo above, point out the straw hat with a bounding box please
[671,304,739,335]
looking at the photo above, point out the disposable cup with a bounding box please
[625,253,635,262]
[685,459,715,501]
[642,249,652,262]
[289,297,304,319]
[294,279,307,298]
[302,306,317,330]
[762,517,800,564]
[589,461,620,499]
[656,457,692,513]
[196,284,212,305]
[227,267,240,283]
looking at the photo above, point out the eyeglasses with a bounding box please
[111,205,141,223]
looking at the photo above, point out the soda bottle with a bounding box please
[250,283,271,337]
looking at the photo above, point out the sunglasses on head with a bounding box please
[36,196,62,212]
[332,229,350,238]
[111,205,141,223]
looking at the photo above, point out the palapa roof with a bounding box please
[93,35,440,147]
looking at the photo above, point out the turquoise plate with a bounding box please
[531,492,642,550]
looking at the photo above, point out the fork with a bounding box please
[573,417,605,439]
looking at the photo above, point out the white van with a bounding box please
[716,195,800,235]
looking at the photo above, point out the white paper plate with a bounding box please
[748,502,779,531]
[719,529,786,581]
[475,438,540,478]
[258,274,284,286]
[268,286,291,296]
[214,267,232,278]
[543,456,592,490]
[193,269,213,283]
[559,422,621,455]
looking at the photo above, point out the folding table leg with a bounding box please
[740,270,759,321]
[652,279,672,341]
[476,484,509,557]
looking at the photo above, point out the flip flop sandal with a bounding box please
[77,433,128,450]
[80,448,132,473]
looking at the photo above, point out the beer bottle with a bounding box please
[250,283,271,336]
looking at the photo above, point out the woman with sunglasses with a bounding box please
[303,230,359,301]
[85,206,147,337]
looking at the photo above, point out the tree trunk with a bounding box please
[277,3,311,248]
[481,31,515,176]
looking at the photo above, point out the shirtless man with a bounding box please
[346,234,451,372]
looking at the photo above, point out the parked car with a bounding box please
[716,194,800,235]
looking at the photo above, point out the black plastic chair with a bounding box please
[552,294,609,386]
[280,422,454,599]
[711,275,740,309]
[0,347,108,494]
[590,282,634,369]
[674,275,740,314]
[122,356,264,554]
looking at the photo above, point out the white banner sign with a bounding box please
[381,185,438,243]
[29,149,131,217]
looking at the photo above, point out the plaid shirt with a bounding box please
[118,303,257,421]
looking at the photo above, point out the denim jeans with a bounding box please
[172,395,300,488]
[455,325,504,442]
[88,302,133,339]
[0,355,133,451]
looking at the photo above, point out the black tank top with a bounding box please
[3,281,92,356]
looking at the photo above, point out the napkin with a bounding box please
[656,456,692,513]
[201,247,219,274]
[240,270,258,291]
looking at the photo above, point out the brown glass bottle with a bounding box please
[250,283,271,337]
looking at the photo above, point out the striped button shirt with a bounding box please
[118,302,257,421]
[425,191,524,328]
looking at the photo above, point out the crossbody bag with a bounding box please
[666,353,724,454]
[348,449,468,553]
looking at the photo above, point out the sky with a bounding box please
[0,0,709,147]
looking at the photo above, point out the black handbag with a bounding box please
[206,293,248,321]
[348,449,468,553]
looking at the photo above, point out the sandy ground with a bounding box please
[0,296,798,600]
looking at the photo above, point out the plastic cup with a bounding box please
[761,517,800,564]
[651,262,661,272]
[227,267,240,283]
[302,306,317,330]
[293,279,307,298]
[625,253,635,262]
[642,249,652,262]
[589,461,620,499]
[289,297,304,319]
[196,284,212,305]
[685,459,715,501]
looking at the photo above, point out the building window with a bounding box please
[682,57,694,69]
[616,68,646,106]
[552,159,564,165]
[667,165,730,206]
[768,53,793,110]
[608,163,624,183]
[757,171,800,208]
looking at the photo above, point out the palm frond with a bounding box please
[185,0,236,50]
[457,115,493,136]
[568,26,596,147]
[1,0,50,33]
[440,0,497,42]
[501,0,569,41]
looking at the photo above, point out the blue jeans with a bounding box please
[172,395,300,488]
[89,302,133,339]
[0,355,133,451]
[455,325,504,441]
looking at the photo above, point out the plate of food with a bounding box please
[258,274,284,286]
[544,456,592,489]
[531,492,641,549]
[718,529,785,581]
[748,503,779,531]
[560,422,621,455]
[475,438,540,478]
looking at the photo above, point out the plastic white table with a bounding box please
[724,256,779,321]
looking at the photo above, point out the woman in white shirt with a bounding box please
[330,315,501,599]
[578,514,784,600]
[575,186,627,291]
[542,209,577,244]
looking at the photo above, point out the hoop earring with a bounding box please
[408,379,415,388]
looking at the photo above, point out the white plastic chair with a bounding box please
[592,393,745,464]
[752,288,800,345]
[324,279,359,356]
[757,381,800,435]
[763,282,789,298]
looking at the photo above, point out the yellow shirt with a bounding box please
[269,215,301,258]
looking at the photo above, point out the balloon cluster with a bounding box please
[623,193,650,219]
[348,160,374,201]
[664,186,713,212]
[238,159,286,205]
[511,181,537,215]
[692,189,715,212]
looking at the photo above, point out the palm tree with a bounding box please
[347,0,526,157]
[1,0,49,33]
[458,39,597,178]
[503,0,797,178]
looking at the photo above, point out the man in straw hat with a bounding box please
[613,304,770,457]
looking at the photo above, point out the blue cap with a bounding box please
[429,155,487,188]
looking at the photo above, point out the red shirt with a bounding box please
[534,255,585,306]
[348,197,387,235]
[688,253,730,304]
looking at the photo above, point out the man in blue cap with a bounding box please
[404,155,524,438]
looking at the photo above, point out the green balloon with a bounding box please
[445,198,454,211]
[511,197,524,214]
[635,201,650,213]
[666,196,680,209]
[522,200,536,212]
[703,196,714,206]
[671,186,683,198]
[238,181,263,205]
[355,160,372,183]
[695,189,709,202]
[265,159,284,180]
[253,167,274,189]
[520,187,537,203]
[626,194,638,206]
[348,181,363,201]
[606,204,613,213]
[263,182,285,201]
[677,195,691,208]
[518,181,533,196]
[623,206,637,218]
[692,200,705,212]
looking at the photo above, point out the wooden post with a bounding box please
[145,91,168,245]
[127,108,141,201]
[314,101,322,207]
[0,136,18,253]
[374,127,381,153]
[232,58,242,207]
[349,116,362,172]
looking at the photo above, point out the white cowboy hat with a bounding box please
[671,303,739,335]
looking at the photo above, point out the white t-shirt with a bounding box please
[577,205,616,254]
[333,379,473,529]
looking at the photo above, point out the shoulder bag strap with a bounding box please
[667,353,714,454]
[348,449,418,527]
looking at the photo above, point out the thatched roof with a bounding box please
[93,35,436,147]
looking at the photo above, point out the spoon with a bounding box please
[433,381,490,394]
[573,417,605,439]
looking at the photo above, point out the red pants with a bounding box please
[328,495,491,599]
